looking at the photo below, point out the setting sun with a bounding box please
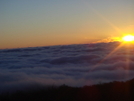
[122,35,134,42]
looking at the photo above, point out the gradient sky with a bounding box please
[0,0,133,49]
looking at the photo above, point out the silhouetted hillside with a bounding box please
[1,78,134,101]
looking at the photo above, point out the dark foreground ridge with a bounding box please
[1,78,134,101]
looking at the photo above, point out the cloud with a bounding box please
[0,41,134,92]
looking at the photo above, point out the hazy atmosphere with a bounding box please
[0,1,134,100]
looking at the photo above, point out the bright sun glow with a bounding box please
[122,35,134,42]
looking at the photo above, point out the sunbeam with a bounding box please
[90,42,125,71]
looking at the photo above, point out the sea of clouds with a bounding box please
[0,42,134,92]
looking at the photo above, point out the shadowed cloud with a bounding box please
[0,42,134,92]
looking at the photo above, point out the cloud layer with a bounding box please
[0,42,134,92]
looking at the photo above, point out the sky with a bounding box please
[0,0,134,49]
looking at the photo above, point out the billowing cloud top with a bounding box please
[0,42,134,92]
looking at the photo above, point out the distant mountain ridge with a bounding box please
[1,78,134,101]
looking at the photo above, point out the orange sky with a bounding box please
[0,0,133,49]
